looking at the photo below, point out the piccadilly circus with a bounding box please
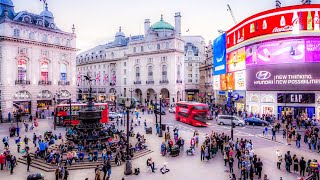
[213,4,320,120]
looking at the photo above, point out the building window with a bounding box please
[148,66,153,81]
[188,79,192,83]
[188,57,192,61]
[141,46,144,52]
[124,69,126,75]
[162,65,167,80]
[60,64,67,81]
[188,74,192,78]
[135,59,140,64]
[29,32,35,40]
[17,59,27,81]
[42,34,48,42]
[66,39,71,47]
[124,78,126,85]
[54,37,60,45]
[166,42,169,49]
[135,67,140,81]
[133,47,136,53]
[111,52,114,58]
[161,56,167,62]
[13,29,20,37]
[124,62,126,66]
[157,44,160,50]
[148,58,153,63]
[40,61,49,81]
[177,65,181,80]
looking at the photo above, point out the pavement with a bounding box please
[0,112,319,180]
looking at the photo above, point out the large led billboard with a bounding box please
[227,47,246,72]
[213,33,227,75]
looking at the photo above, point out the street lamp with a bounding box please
[154,93,158,124]
[159,93,163,137]
[124,98,132,175]
[227,89,234,141]
[128,87,134,109]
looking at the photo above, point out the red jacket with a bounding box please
[0,154,5,164]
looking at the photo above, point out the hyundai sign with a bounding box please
[246,63,320,91]
[213,33,227,75]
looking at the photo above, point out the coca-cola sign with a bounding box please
[226,5,320,49]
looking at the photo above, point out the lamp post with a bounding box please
[129,87,134,108]
[159,93,163,137]
[124,98,132,175]
[228,89,234,141]
[53,95,56,130]
[154,93,158,124]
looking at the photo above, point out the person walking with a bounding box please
[229,157,234,173]
[272,127,276,140]
[26,153,32,172]
[256,158,263,179]
[106,159,112,179]
[285,151,292,173]
[9,155,15,175]
[63,167,69,180]
[95,166,101,180]
[0,153,4,170]
[200,144,205,161]
[299,157,306,177]
[293,154,299,174]
[102,163,107,180]
[276,150,283,169]
[55,166,60,180]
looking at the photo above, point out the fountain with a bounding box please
[66,74,109,143]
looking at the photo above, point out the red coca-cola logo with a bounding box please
[272,25,293,33]
[292,18,299,25]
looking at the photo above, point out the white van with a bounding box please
[217,115,245,126]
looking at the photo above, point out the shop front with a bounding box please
[185,90,198,101]
[37,100,52,110]
[13,101,31,115]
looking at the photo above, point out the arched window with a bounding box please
[54,37,60,45]
[157,44,161,50]
[42,34,48,42]
[40,61,49,81]
[66,39,71,47]
[148,66,153,81]
[135,67,140,81]
[29,32,35,40]
[17,59,27,81]
[37,90,52,99]
[250,95,259,102]
[60,64,67,81]
[14,90,31,100]
[261,95,275,103]
[162,65,167,80]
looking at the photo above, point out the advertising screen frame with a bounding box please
[213,33,227,75]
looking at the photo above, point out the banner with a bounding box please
[213,75,220,90]
[227,47,246,72]
[305,39,320,62]
[213,34,227,75]
[246,63,320,91]
[235,70,246,90]
[246,39,305,66]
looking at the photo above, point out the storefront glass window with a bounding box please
[148,66,153,81]
[261,96,274,103]
[162,65,167,80]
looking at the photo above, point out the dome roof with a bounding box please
[151,15,174,30]
[0,0,14,7]
[115,27,125,37]
[40,4,53,18]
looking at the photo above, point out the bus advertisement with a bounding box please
[175,101,209,127]
[56,103,109,126]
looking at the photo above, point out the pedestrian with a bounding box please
[95,166,101,180]
[285,151,292,173]
[296,132,301,148]
[144,120,147,129]
[272,127,276,140]
[106,159,112,179]
[10,155,16,175]
[26,153,32,172]
[0,153,4,170]
[249,164,254,180]
[229,157,234,173]
[64,166,69,180]
[299,157,306,177]
[276,150,283,169]
[55,166,60,180]
[223,151,228,166]
[256,158,263,178]
[205,145,210,161]
[102,163,107,180]
[293,154,299,173]
[264,125,268,137]
[16,126,20,137]
[16,137,21,153]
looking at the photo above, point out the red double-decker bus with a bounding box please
[175,101,209,127]
[56,103,109,126]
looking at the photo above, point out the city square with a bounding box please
[0,0,320,180]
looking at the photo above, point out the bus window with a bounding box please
[176,103,188,109]
[193,106,208,110]
[178,112,188,117]
[194,114,206,122]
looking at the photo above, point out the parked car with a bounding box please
[169,107,175,113]
[109,112,122,120]
[244,117,270,126]
[217,115,245,126]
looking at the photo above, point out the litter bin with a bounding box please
[170,145,180,157]
[27,173,44,180]
[161,124,166,131]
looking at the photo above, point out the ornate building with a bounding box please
[199,40,214,103]
[76,13,185,105]
[182,36,206,101]
[0,1,77,118]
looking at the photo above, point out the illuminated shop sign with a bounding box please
[226,5,320,49]
[246,63,320,91]
[277,93,315,104]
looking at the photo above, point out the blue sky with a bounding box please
[12,0,320,52]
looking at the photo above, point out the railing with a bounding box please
[134,81,141,85]
[58,81,70,86]
[176,80,182,83]
[146,80,154,85]
[159,80,169,84]
[15,80,31,85]
[38,80,52,85]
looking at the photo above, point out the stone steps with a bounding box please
[17,149,153,172]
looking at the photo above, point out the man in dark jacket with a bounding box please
[285,151,292,173]
[26,153,32,172]
[256,158,263,178]
[102,163,108,180]
[299,157,306,177]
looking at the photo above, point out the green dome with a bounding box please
[151,15,174,30]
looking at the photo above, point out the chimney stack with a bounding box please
[144,19,150,36]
